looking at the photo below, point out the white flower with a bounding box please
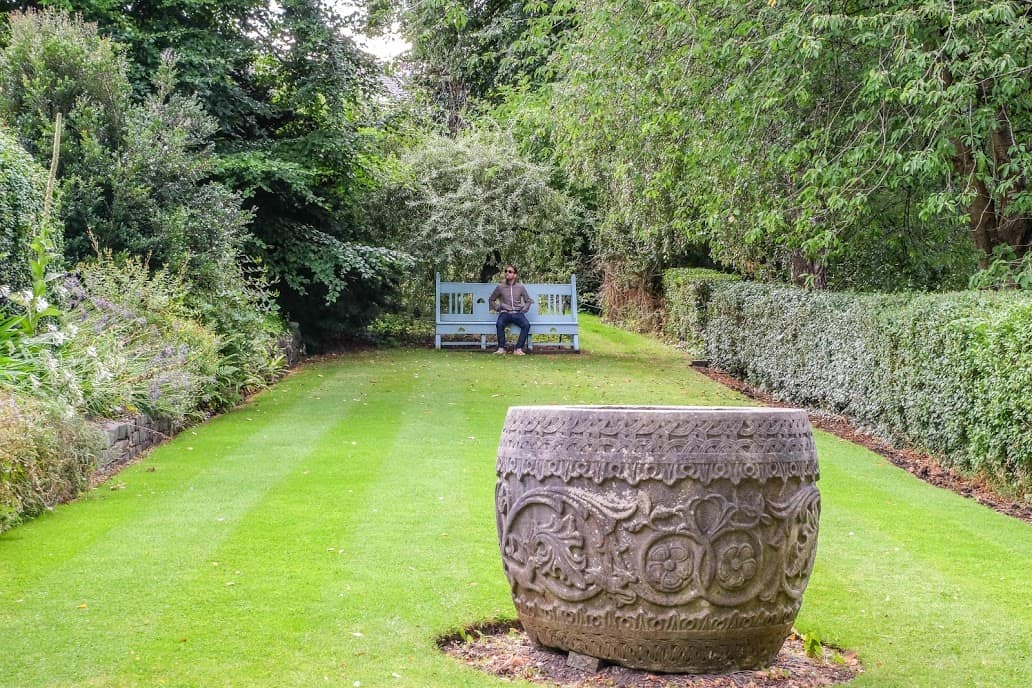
[0,284,10,298]
[32,296,49,312]
[86,346,98,358]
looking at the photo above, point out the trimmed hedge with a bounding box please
[690,281,1031,495]
[662,268,740,350]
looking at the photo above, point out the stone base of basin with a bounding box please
[524,617,790,673]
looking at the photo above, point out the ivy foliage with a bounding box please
[0,127,49,291]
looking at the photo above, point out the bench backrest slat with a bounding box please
[435,273,578,324]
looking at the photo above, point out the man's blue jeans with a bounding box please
[496,312,531,350]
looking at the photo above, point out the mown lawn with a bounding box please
[1,316,1029,687]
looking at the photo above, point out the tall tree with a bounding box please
[529,0,1029,289]
[5,2,414,340]
[372,0,574,130]
[34,0,271,137]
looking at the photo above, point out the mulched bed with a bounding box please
[692,365,1031,526]
[440,621,862,688]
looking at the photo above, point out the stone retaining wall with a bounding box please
[97,416,181,471]
[95,330,304,471]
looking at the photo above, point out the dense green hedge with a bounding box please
[0,128,48,291]
[661,268,741,350]
[686,280,1031,494]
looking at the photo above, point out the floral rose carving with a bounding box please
[717,542,757,590]
[644,536,695,593]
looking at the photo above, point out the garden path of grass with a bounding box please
[1,315,1029,687]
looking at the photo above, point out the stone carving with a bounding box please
[496,406,820,673]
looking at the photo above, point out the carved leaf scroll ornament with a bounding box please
[501,487,640,603]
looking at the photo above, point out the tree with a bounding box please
[527,0,1012,290]
[371,0,574,130]
[34,0,272,137]
[803,2,1031,281]
[214,0,412,343]
[5,3,416,340]
[0,11,250,282]
[0,9,285,378]
[365,128,590,301]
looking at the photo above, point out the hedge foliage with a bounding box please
[663,270,1032,495]
[0,128,48,292]
[662,269,741,350]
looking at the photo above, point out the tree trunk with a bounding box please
[789,250,826,288]
[944,72,1031,264]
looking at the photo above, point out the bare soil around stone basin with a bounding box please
[440,621,862,688]
[693,366,1031,525]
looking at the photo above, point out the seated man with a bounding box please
[489,264,533,355]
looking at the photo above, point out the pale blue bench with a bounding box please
[434,273,580,351]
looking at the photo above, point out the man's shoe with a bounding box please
[514,348,526,356]
[494,348,506,355]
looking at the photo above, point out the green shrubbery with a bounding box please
[0,10,290,532]
[661,268,740,351]
[1,246,286,532]
[0,390,104,532]
[0,129,50,292]
[681,280,1031,496]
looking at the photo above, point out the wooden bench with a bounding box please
[435,273,580,351]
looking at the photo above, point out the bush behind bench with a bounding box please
[663,269,1031,496]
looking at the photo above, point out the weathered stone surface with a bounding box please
[95,416,179,470]
[496,406,820,673]
[566,650,603,672]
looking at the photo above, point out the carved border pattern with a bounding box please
[497,482,820,610]
[527,625,787,673]
[498,408,818,487]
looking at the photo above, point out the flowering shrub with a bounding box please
[54,255,223,422]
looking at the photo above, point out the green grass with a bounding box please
[1,315,1029,687]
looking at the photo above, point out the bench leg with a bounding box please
[481,335,487,350]
[435,334,441,349]
[573,334,580,351]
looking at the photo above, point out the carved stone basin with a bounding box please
[495,406,820,673]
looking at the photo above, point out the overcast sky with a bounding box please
[330,0,409,60]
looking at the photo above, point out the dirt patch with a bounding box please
[441,621,861,688]
[693,366,1031,525]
